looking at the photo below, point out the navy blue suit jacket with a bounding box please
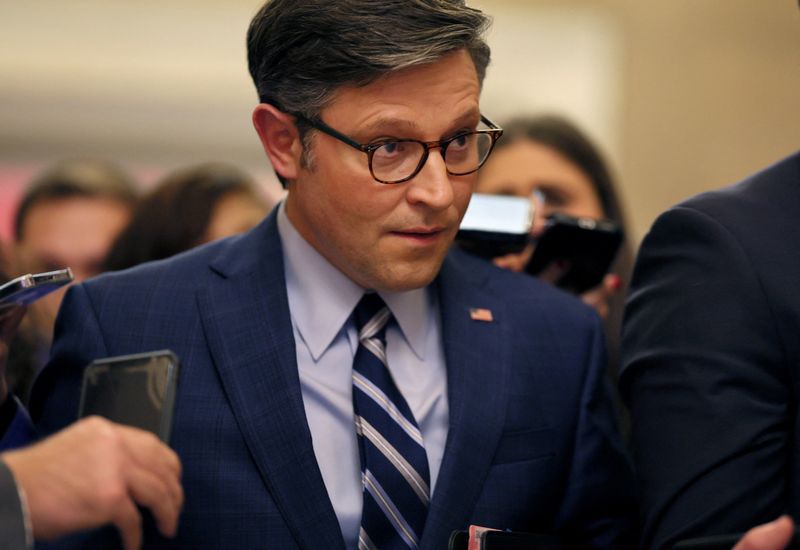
[30,209,635,549]
[621,152,800,549]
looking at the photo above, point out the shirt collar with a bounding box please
[277,201,432,361]
[381,288,432,361]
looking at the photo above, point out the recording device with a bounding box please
[525,213,623,294]
[0,268,74,307]
[456,193,533,259]
[78,350,180,443]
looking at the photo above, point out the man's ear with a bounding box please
[252,104,303,181]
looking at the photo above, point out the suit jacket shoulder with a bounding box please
[436,249,636,549]
[621,151,800,549]
[0,460,27,549]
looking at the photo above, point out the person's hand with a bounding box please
[580,273,622,320]
[491,243,534,273]
[2,416,183,550]
[537,260,623,321]
[492,249,623,320]
[0,305,26,403]
[733,516,795,550]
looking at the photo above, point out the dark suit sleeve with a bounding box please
[620,206,790,550]
[556,314,638,549]
[0,459,29,549]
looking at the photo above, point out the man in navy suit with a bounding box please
[621,152,800,550]
[23,0,635,547]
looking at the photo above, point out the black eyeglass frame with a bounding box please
[291,112,504,184]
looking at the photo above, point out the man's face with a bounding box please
[284,49,481,291]
[15,196,131,336]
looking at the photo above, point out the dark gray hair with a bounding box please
[247,0,491,118]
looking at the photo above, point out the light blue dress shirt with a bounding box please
[277,203,449,549]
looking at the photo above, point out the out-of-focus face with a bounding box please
[477,139,604,227]
[476,139,605,272]
[284,49,481,291]
[15,197,131,338]
[203,191,269,243]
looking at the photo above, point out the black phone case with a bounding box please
[525,213,623,293]
[78,350,180,443]
[456,228,530,259]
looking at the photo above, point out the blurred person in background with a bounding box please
[476,115,631,313]
[475,115,633,376]
[104,162,271,272]
[8,159,138,402]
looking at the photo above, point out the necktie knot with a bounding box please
[354,293,391,340]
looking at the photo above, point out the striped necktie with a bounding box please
[351,293,430,550]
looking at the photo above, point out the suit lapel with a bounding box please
[197,211,345,550]
[421,253,511,547]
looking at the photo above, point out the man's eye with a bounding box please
[448,134,470,149]
[381,142,400,154]
[374,141,409,158]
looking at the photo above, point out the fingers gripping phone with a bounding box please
[0,268,74,307]
[78,350,180,442]
[525,213,623,294]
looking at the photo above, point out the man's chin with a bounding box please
[368,260,445,292]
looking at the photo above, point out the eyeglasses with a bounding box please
[292,112,504,184]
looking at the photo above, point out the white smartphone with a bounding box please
[0,268,74,307]
[456,193,533,259]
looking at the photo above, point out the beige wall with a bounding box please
[480,0,799,241]
[1,1,798,242]
[615,0,800,241]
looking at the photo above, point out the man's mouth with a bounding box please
[390,226,447,243]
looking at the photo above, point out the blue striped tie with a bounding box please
[352,293,430,550]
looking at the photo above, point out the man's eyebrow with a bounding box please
[448,108,482,131]
[361,117,421,134]
[361,109,482,136]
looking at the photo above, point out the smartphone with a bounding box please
[525,213,623,294]
[78,350,180,443]
[448,530,467,550]
[0,268,74,307]
[456,193,533,259]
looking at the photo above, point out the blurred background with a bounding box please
[1,0,798,243]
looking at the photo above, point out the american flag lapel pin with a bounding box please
[469,307,493,322]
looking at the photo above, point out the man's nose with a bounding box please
[404,150,455,210]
